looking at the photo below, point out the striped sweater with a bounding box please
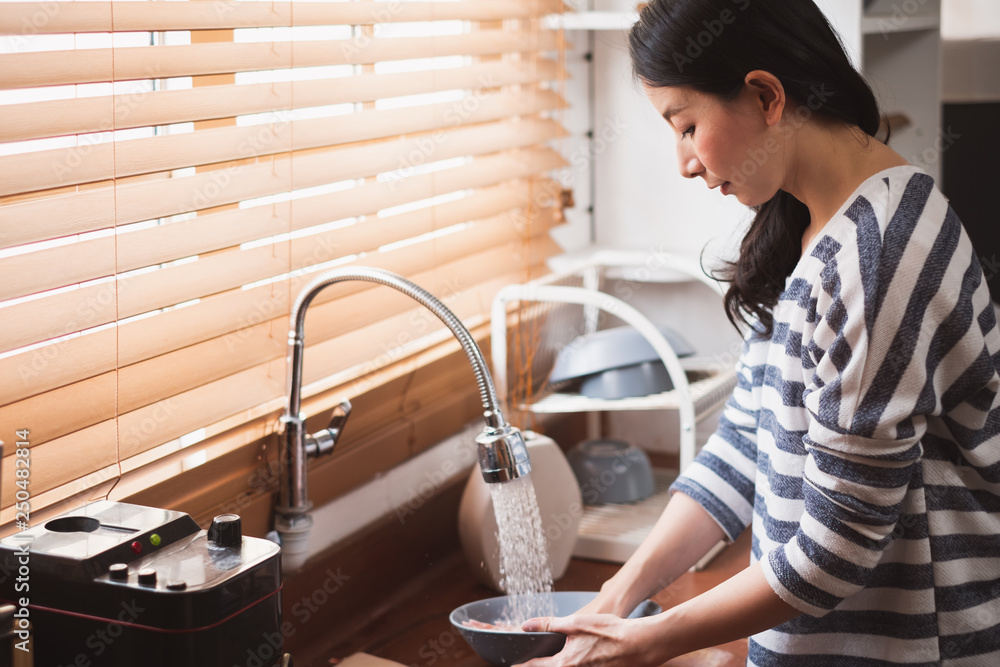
[672,165,1000,665]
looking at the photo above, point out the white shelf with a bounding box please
[573,468,676,563]
[861,13,940,35]
[547,248,726,294]
[572,467,726,569]
[543,11,639,31]
[523,360,736,418]
[492,256,738,473]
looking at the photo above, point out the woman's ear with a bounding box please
[743,70,785,127]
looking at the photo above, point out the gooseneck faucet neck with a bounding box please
[285,267,504,427]
[275,267,531,572]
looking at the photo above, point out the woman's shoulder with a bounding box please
[785,164,961,320]
[816,164,951,265]
[848,163,939,216]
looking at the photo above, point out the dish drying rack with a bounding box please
[490,250,738,565]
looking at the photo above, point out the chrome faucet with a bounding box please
[274,266,532,572]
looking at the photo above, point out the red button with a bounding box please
[131,541,142,554]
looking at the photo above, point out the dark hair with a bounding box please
[628,0,885,335]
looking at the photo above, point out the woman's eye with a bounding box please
[681,126,695,139]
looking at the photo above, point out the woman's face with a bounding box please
[643,84,785,208]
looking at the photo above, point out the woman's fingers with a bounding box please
[524,613,621,635]
[521,617,546,633]
[514,614,665,667]
[572,595,619,617]
[521,616,574,633]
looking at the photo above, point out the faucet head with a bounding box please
[476,425,532,483]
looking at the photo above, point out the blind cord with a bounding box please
[107,0,124,503]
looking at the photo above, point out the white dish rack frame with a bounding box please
[489,250,738,565]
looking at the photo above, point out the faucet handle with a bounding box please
[304,399,352,458]
[328,399,352,432]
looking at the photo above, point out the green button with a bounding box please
[150,533,161,547]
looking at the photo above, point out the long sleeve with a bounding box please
[671,339,762,542]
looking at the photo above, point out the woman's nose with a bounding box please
[677,144,703,179]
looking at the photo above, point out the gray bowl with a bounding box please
[549,326,695,385]
[578,361,674,399]
[566,439,655,505]
[450,591,661,666]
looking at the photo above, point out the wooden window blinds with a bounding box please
[0,0,568,530]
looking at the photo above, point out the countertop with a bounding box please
[296,529,752,667]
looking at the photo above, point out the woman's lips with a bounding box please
[720,181,732,196]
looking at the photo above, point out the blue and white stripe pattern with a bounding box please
[672,166,1000,665]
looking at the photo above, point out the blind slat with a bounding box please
[0,371,117,458]
[1,236,117,302]
[4,175,559,301]
[0,1,562,34]
[0,31,559,89]
[0,421,120,510]
[0,117,566,244]
[1,59,561,143]
[0,89,565,195]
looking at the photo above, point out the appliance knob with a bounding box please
[208,513,242,548]
[109,563,129,581]
[166,580,187,591]
[137,568,157,587]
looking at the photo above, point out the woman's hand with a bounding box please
[568,591,627,618]
[513,614,667,667]
[512,563,802,667]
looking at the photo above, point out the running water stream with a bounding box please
[489,474,557,626]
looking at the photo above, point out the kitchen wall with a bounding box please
[589,0,749,264]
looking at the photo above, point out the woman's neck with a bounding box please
[783,119,909,254]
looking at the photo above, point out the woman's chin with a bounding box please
[731,187,778,209]
[730,189,757,207]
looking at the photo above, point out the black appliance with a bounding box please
[0,501,287,667]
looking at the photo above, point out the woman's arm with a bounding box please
[577,491,727,617]
[650,559,799,657]
[582,350,763,618]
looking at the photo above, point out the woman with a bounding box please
[516,0,1000,665]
